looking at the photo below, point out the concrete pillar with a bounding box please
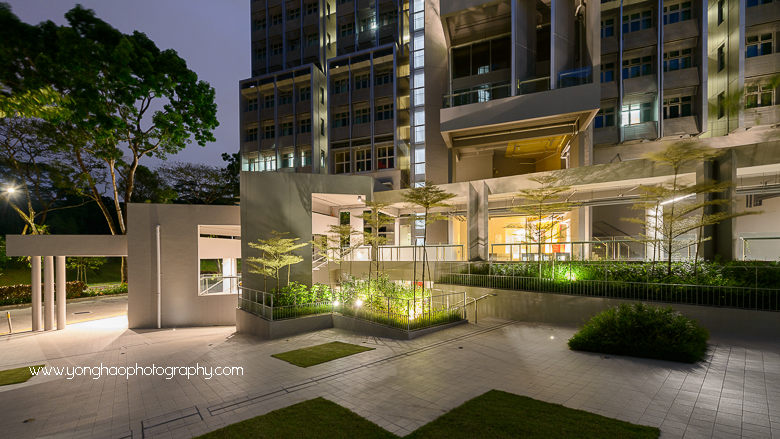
[467,181,489,261]
[570,206,591,260]
[56,256,66,330]
[43,256,54,331]
[222,258,237,293]
[31,256,42,331]
[697,149,737,261]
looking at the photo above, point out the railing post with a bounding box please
[271,293,274,322]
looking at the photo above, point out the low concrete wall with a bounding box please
[441,284,780,338]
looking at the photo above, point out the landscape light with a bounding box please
[5,187,15,194]
[355,299,363,307]
[333,300,339,306]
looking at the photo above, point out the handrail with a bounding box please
[464,293,497,324]
[442,83,512,108]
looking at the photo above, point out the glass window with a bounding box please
[747,0,772,6]
[452,46,471,79]
[375,104,394,121]
[333,79,348,94]
[621,102,653,125]
[717,0,725,25]
[663,48,692,72]
[334,112,349,128]
[360,15,376,32]
[288,38,300,51]
[335,151,350,174]
[264,95,275,108]
[718,92,725,119]
[281,122,293,136]
[288,7,300,20]
[354,74,370,90]
[413,12,424,30]
[747,34,773,58]
[663,2,692,25]
[600,63,614,83]
[377,146,394,169]
[281,152,295,167]
[260,154,276,172]
[414,34,424,51]
[717,45,725,72]
[414,110,425,126]
[414,72,424,89]
[471,41,490,75]
[340,23,354,37]
[299,87,311,101]
[663,96,692,119]
[621,56,652,79]
[263,124,275,139]
[414,51,424,69]
[306,3,318,15]
[307,34,318,46]
[245,127,258,141]
[246,98,258,111]
[272,43,283,55]
[354,108,370,124]
[622,10,652,34]
[301,149,312,166]
[414,125,425,143]
[272,14,282,26]
[375,71,393,85]
[491,38,510,71]
[355,150,372,172]
[601,19,614,38]
[320,118,325,135]
[280,93,293,105]
[299,118,312,133]
[745,84,774,108]
[594,107,615,128]
[256,48,266,59]
[255,18,266,30]
[380,10,398,26]
[413,88,424,106]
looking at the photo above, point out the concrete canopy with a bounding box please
[5,235,128,257]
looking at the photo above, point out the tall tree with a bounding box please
[221,152,240,203]
[119,164,176,204]
[158,162,233,205]
[0,4,219,281]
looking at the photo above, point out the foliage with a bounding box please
[355,201,394,286]
[310,224,362,290]
[0,280,86,306]
[0,236,9,270]
[221,152,240,202]
[119,164,176,204]
[246,231,308,291]
[0,85,71,120]
[271,341,374,368]
[81,282,127,297]
[66,257,106,284]
[568,303,710,363]
[158,161,234,205]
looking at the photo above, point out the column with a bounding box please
[31,256,42,331]
[467,181,489,261]
[56,256,66,330]
[43,256,54,331]
[222,258,237,293]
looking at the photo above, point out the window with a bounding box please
[245,127,258,141]
[412,12,424,31]
[600,63,614,83]
[320,87,325,104]
[281,122,293,136]
[718,0,725,25]
[264,95,275,108]
[289,38,300,51]
[377,146,394,169]
[333,79,348,94]
[340,23,354,37]
[280,93,293,105]
[354,108,370,124]
[355,150,372,172]
[747,34,773,58]
[663,96,692,119]
[594,107,615,128]
[306,3,318,15]
[299,118,312,133]
[307,34,318,46]
[327,33,331,49]
[414,50,424,69]
[376,104,393,121]
[414,125,425,143]
[301,149,312,166]
[355,74,370,90]
[375,71,393,85]
[663,2,692,25]
[718,92,725,119]
[413,88,424,106]
[380,10,398,26]
[414,72,424,89]
[717,45,725,72]
[663,49,692,72]
[256,47,266,59]
[299,87,311,101]
[272,14,282,26]
[272,43,283,56]
[260,154,276,172]
[320,118,325,136]
[338,0,350,4]
[335,151,350,174]
[255,18,266,30]
[288,8,300,20]
[281,152,295,167]
[320,149,326,167]
[264,124,275,139]
[622,10,652,34]
[601,19,614,39]
[246,98,258,111]
[745,84,774,108]
[334,112,349,127]
[621,102,653,125]
[360,16,376,32]
[747,0,772,6]
[622,56,652,79]
[450,36,512,79]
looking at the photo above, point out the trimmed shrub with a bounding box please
[567,303,710,363]
[82,283,128,297]
[0,281,87,306]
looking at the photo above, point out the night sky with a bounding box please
[5,0,249,167]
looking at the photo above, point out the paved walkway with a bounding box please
[0,316,777,439]
[0,295,128,335]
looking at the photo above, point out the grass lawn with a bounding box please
[196,391,660,439]
[272,341,374,368]
[0,365,44,386]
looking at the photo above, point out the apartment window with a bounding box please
[375,71,393,85]
[718,92,726,119]
[376,104,393,121]
[338,0,350,4]
[320,149,326,167]
[299,87,311,101]
[355,150,372,172]
[289,38,300,51]
[272,14,282,25]
[663,96,692,119]
[245,127,258,141]
[594,107,615,128]
[255,18,266,30]
[601,19,614,39]
[745,84,774,108]
[256,48,266,59]
[280,93,293,105]
[412,12,424,31]
[301,149,312,166]
[264,95,275,108]
[260,154,276,172]
[307,33,318,46]
[306,3,318,15]
[247,156,259,171]
[264,124,275,139]
[414,125,425,143]
[747,0,772,6]
[747,34,773,58]
[299,118,312,133]
[272,43,283,56]
[717,45,725,72]
[621,102,653,125]
[246,98,258,111]
[281,152,295,167]
[414,72,424,89]
[622,10,652,34]
[333,79,348,94]
[340,23,354,37]
[413,88,424,106]
[354,108,370,124]
[622,56,652,79]
[718,0,725,25]
[327,4,330,16]
[663,2,692,25]
[288,7,300,20]
[335,151,350,174]
[320,87,325,104]
[413,51,424,69]
[334,112,349,127]
[663,49,692,72]
[281,122,293,136]
[451,36,511,79]
[377,146,394,169]
[327,33,331,49]
[600,63,614,83]
[355,74,370,90]
[360,16,376,32]
[380,10,398,26]
[320,118,325,135]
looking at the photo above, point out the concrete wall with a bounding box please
[5,235,128,257]
[127,204,240,329]
[443,284,780,339]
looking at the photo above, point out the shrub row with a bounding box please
[0,282,127,306]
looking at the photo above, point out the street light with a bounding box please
[5,187,15,194]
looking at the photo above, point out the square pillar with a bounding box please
[43,256,54,331]
[56,256,66,330]
[31,256,42,331]
[222,258,237,293]
[467,181,489,261]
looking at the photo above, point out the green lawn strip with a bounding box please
[195,397,395,439]
[271,341,374,368]
[0,365,44,386]
[408,390,659,439]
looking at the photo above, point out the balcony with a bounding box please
[443,83,511,108]
[593,126,619,145]
[601,36,618,55]
[623,74,657,95]
[278,103,293,115]
[664,67,699,89]
[601,81,618,100]
[243,109,258,123]
[623,28,657,51]
[663,115,699,136]
[375,83,393,98]
[331,126,350,141]
[623,121,657,141]
[518,77,550,95]
[558,67,593,89]
[745,52,780,78]
[297,132,312,144]
[374,119,393,134]
[664,20,699,43]
[745,106,780,127]
[352,123,370,138]
[746,1,780,26]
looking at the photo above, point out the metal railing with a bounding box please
[558,66,593,89]
[199,274,242,295]
[518,76,551,95]
[332,244,465,262]
[442,84,512,108]
[489,237,695,262]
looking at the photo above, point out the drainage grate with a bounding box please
[73,311,91,315]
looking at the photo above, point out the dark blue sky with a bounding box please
[6,0,249,167]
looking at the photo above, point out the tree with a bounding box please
[245,231,308,292]
[0,85,71,120]
[158,162,233,205]
[355,201,394,291]
[221,152,240,203]
[120,165,176,204]
[402,181,456,314]
[311,224,362,291]
[0,5,219,281]
[510,174,578,266]
[66,257,105,284]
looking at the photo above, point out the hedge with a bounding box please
[0,281,88,306]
